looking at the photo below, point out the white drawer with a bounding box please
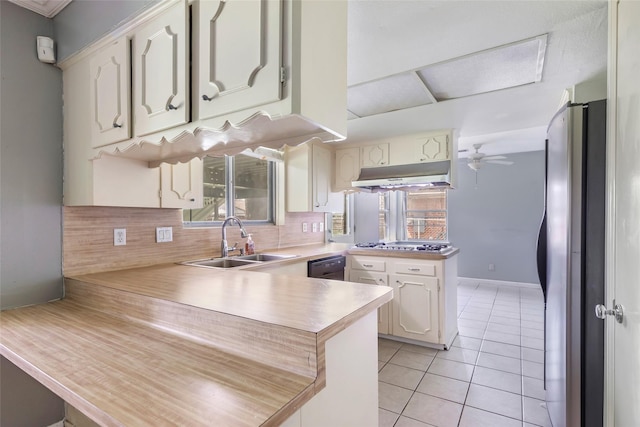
[350,257,386,272]
[394,261,436,277]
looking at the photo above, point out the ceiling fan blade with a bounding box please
[486,160,514,165]
[483,155,507,160]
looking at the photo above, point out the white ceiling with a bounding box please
[8,0,71,18]
[13,0,607,156]
[344,0,608,155]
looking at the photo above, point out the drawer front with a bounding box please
[350,257,386,272]
[394,261,436,277]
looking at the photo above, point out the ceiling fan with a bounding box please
[466,144,514,171]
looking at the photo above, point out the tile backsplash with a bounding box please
[63,206,325,276]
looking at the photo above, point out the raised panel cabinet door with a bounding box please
[160,158,204,208]
[360,144,389,167]
[312,144,331,211]
[348,270,390,334]
[197,0,282,121]
[334,147,360,191]
[418,134,449,162]
[133,0,189,136]
[89,37,131,148]
[390,274,439,343]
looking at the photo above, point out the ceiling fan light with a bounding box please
[468,161,481,171]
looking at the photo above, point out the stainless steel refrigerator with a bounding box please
[536,100,606,427]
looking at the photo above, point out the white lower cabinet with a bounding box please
[347,254,458,348]
[349,270,390,334]
[390,273,439,343]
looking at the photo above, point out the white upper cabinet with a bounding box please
[196,0,282,121]
[360,144,389,167]
[133,0,189,136]
[286,143,342,213]
[89,37,131,148]
[160,158,204,208]
[389,133,451,166]
[334,147,360,192]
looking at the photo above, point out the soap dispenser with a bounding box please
[245,234,255,255]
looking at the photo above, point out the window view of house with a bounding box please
[183,155,274,224]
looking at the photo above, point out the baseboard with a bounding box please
[458,276,541,289]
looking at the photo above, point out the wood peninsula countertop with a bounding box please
[0,247,391,427]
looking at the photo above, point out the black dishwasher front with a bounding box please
[307,255,346,280]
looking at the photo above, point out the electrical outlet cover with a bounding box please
[114,228,126,246]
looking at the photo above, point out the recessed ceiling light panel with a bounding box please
[417,34,548,101]
[348,72,434,118]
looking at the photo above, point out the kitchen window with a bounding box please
[380,189,448,241]
[183,154,275,224]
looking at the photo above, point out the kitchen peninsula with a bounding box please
[0,264,391,427]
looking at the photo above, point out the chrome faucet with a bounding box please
[221,216,248,257]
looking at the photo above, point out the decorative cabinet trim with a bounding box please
[360,144,389,167]
[197,0,282,121]
[133,0,189,136]
[89,37,131,148]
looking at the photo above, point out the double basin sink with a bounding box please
[180,253,297,269]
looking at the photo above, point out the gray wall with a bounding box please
[53,0,160,62]
[448,150,545,284]
[0,1,65,424]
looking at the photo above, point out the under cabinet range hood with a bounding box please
[352,160,452,191]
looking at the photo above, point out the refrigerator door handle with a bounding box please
[536,212,548,302]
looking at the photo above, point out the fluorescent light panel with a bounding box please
[418,35,547,101]
[347,34,547,119]
[347,72,434,117]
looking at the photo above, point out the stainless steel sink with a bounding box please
[237,253,297,262]
[180,258,259,269]
[179,253,297,269]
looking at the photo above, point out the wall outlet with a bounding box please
[156,226,173,243]
[488,263,495,271]
[319,222,324,232]
[302,222,308,233]
[114,228,126,246]
[312,223,318,233]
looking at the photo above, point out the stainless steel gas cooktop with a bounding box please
[353,242,451,252]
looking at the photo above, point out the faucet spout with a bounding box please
[221,216,248,257]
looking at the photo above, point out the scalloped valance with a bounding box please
[93,112,343,168]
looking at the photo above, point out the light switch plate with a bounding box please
[302,222,308,233]
[312,223,318,233]
[156,226,173,243]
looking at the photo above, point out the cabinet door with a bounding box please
[89,37,131,148]
[390,274,439,343]
[160,158,204,208]
[334,148,360,191]
[197,0,282,121]
[133,0,189,136]
[360,144,389,167]
[312,144,331,211]
[349,270,390,334]
[391,134,450,165]
[418,134,450,162]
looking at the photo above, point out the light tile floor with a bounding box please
[378,281,552,427]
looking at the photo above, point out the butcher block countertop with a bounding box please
[0,246,392,427]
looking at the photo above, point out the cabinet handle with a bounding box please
[363,264,373,268]
[113,122,122,128]
[189,198,195,202]
[408,268,421,272]
[168,103,179,111]
[378,278,384,283]
[202,94,215,102]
